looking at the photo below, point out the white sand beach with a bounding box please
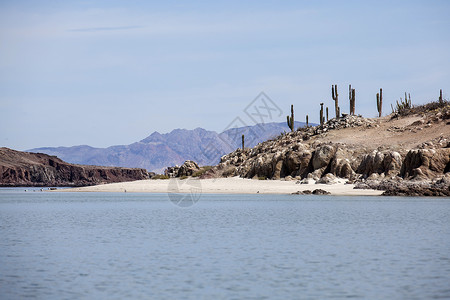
[60,177,383,196]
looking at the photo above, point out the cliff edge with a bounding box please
[0,147,149,187]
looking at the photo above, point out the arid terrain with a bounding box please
[199,103,450,196]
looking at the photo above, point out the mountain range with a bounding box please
[29,121,307,173]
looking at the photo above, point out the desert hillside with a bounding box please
[201,102,450,195]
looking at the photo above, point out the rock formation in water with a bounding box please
[0,147,149,187]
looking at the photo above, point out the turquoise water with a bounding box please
[0,190,449,299]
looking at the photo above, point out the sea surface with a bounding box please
[0,188,449,299]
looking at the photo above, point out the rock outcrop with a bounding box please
[400,148,450,180]
[164,160,200,178]
[0,148,149,187]
[355,175,450,196]
[201,111,450,196]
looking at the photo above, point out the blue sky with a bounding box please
[1,0,449,150]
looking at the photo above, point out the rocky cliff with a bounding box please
[203,104,450,196]
[0,148,149,187]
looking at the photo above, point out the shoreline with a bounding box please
[58,177,383,196]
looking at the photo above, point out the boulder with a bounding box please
[177,160,200,177]
[312,145,336,170]
[382,151,402,177]
[284,148,313,178]
[329,147,355,179]
[317,173,338,184]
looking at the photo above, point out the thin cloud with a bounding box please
[68,26,143,32]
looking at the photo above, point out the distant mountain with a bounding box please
[29,121,309,172]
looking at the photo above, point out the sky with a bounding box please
[1,0,449,150]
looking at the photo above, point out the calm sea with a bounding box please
[0,189,449,299]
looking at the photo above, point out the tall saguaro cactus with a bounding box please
[320,103,324,126]
[286,104,294,132]
[349,84,356,115]
[332,84,340,118]
[306,115,309,128]
[376,88,383,117]
[241,134,245,150]
[439,89,443,104]
[326,107,329,121]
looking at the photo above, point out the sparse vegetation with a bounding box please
[349,85,355,115]
[391,92,412,116]
[391,97,449,118]
[152,174,169,180]
[192,166,213,177]
[377,88,383,117]
[258,176,267,180]
[320,103,324,126]
[286,104,294,132]
[332,84,340,119]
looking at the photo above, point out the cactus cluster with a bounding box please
[391,92,412,113]
[286,104,294,132]
[376,88,383,117]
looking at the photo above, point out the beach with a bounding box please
[60,177,383,196]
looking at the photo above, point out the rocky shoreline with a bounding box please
[355,177,450,196]
[0,148,149,187]
[197,106,450,196]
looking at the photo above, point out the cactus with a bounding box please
[306,115,309,128]
[326,107,329,121]
[439,89,443,104]
[393,92,412,114]
[332,84,339,118]
[405,92,411,107]
[320,103,324,126]
[286,104,294,132]
[241,134,245,150]
[376,88,383,117]
[349,84,355,115]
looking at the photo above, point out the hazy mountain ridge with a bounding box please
[29,121,307,172]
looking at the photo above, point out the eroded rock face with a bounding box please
[0,148,149,187]
[400,148,450,180]
[357,150,403,178]
[207,139,449,183]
